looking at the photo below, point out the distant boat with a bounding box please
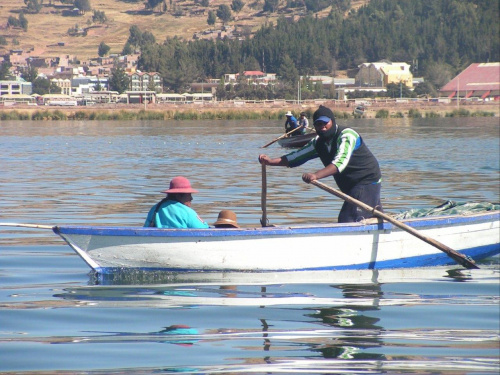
[277,133,316,148]
[354,105,366,116]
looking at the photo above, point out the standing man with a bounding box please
[259,105,382,223]
[144,176,209,229]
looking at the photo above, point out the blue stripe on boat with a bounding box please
[54,211,499,238]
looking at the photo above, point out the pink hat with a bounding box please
[162,176,199,194]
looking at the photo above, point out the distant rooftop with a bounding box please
[440,63,500,95]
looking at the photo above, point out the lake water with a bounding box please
[1,117,499,374]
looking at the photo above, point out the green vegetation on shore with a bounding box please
[0,108,496,121]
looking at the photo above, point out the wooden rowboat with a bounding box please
[52,211,500,274]
[277,133,316,148]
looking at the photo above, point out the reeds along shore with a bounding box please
[0,102,498,121]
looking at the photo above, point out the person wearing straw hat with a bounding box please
[259,105,382,223]
[213,210,239,228]
[144,176,209,229]
[284,110,301,136]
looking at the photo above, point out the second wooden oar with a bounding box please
[0,223,54,230]
[262,126,303,148]
[310,180,479,270]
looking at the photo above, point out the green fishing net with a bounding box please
[394,201,500,219]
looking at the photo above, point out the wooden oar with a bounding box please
[0,223,54,230]
[262,126,303,148]
[260,164,269,226]
[310,180,479,269]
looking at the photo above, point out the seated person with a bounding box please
[298,112,309,135]
[213,210,239,228]
[144,176,209,229]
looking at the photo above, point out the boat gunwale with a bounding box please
[53,211,500,238]
[277,132,316,147]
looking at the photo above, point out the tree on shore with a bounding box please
[231,0,244,13]
[75,0,91,13]
[98,41,111,57]
[92,10,107,24]
[207,10,216,27]
[146,0,163,13]
[109,66,130,94]
[32,77,61,95]
[20,64,38,83]
[0,62,12,80]
[216,5,232,25]
[24,0,42,14]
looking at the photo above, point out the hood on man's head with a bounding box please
[313,105,336,124]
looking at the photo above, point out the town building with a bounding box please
[355,61,413,88]
[0,77,32,95]
[439,62,500,100]
[128,71,162,93]
[50,78,71,95]
[224,71,277,85]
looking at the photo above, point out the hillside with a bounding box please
[0,0,368,62]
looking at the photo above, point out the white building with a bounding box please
[0,78,32,95]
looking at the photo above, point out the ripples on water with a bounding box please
[0,118,499,373]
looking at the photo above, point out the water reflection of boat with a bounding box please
[52,211,500,274]
[93,266,495,287]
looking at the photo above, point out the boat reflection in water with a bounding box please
[51,266,499,371]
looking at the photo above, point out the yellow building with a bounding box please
[355,61,413,88]
[380,63,413,88]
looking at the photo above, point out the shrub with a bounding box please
[445,109,470,117]
[471,111,495,117]
[391,112,404,118]
[375,109,389,118]
[408,109,422,118]
[425,111,441,118]
[0,110,29,120]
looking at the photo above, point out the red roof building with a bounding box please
[440,63,499,100]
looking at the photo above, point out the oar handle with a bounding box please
[310,180,479,269]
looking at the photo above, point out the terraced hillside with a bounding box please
[0,0,368,61]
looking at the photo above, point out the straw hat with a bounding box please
[285,111,293,116]
[162,176,199,194]
[213,210,239,228]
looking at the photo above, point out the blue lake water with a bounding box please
[1,117,499,373]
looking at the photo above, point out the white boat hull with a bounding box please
[53,211,500,274]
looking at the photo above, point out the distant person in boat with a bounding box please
[284,111,301,136]
[144,176,209,229]
[297,112,309,135]
[259,105,383,223]
[213,210,240,228]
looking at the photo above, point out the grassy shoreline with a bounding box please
[0,102,497,121]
